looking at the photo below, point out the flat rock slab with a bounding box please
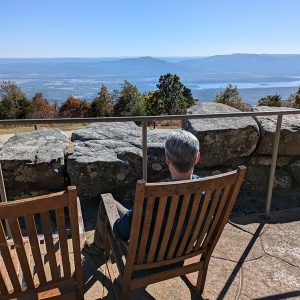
[254,106,300,156]
[0,128,69,198]
[183,102,260,167]
[68,122,169,201]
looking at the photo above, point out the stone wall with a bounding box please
[0,103,299,213]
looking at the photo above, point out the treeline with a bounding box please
[215,84,300,111]
[0,74,196,119]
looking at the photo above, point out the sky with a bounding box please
[0,0,300,57]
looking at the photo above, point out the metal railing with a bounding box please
[0,108,300,216]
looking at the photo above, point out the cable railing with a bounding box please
[0,108,299,216]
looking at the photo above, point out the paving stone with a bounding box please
[213,223,264,262]
[262,221,300,267]
[230,214,269,235]
[241,256,300,299]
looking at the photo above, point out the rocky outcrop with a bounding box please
[253,106,300,156]
[183,102,260,168]
[0,128,70,199]
[68,122,169,201]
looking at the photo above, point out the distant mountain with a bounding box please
[177,54,300,76]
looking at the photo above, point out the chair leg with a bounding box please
[122,282,131,300]
[196,257,210,296]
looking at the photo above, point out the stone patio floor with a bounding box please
[81,207,300,299]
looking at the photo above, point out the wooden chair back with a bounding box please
[0,186,83,299]
[126,166,246,271]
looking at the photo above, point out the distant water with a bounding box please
[0,74,299,105]
[192,86,298,105]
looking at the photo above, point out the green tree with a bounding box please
[156,73,196,114]
[114,80,142,116]
[215,84,249,111]
[258,94,282,107]
[145,91,165,115]
[91,84,114,117]
[0,81,32,119]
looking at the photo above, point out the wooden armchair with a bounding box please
[0,186,85,299]
[102,166,246,299]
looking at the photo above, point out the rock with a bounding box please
[247,155,290,167]
[183,102,260,168]
[68,123,170,201]
[274,175,292,189]
[0,128,70,199]
[253,106,300,156]
[288,160,300,185]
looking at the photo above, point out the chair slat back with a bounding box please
[0,187,81,297]
[127,167,246,268]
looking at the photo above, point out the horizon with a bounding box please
[1,53,300,59]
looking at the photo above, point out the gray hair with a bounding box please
[165,130,200,173]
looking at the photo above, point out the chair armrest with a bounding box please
[101,193,120,232]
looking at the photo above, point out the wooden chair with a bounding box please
[102,166,246,299]
[0,186,85,299]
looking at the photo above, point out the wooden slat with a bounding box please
[0,269,8,295]
[146,196,168,263]
[185,188,215,254]
[7,217,34,290]
[188,186,223,253]
[68,186,84,300]
[137,197,155,264]
[176,190,203,257]
[0,222,21,292]
[0,192,69,219]
[40,212,59,282]
[167,193,191,259]
[55,208,71,278]
[24,214,47,286]
[157,195,180,261]
[198,184,231,250]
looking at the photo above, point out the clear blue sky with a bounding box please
[0,0,299,57]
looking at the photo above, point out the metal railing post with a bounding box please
[0,163,12,238]
[142,121,148,182]
[266,114,283,216]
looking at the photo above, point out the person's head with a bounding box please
[165,130,200,179]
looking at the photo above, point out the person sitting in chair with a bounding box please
[92,129,200,250]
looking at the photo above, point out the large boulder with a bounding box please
[68,122,169,201]
[0,128,70,199]
[183,102,260,168]
[253,106,300,156]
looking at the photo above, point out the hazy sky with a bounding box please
[0,0,299,57]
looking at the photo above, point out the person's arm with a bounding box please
[113,209,133,242]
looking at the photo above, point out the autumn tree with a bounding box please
[215,84,249,111]
[114,80,143,116]
[31,92,55,118]
[258,94,282,107]
[90,84,114,117]
[0,80,32,119]
[59,96,91,118]
[156,74,196,114]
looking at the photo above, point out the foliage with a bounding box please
[156,73,196,114]
[90,85,114,117]
[114,81,143,116]
[288,86,300,109]
[0,81,32,119]
[215,84,249,111]
[257,94,282,107]
[144,91,165,116]
[59,96,91,118]
[31,92,55,118]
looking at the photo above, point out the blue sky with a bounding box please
[0,0,299,57]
